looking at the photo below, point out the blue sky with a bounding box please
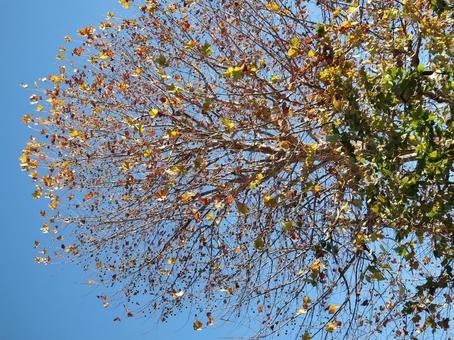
[0,2,254,339]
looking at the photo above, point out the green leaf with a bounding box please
[201,42,212,57]
[254,236,264,250]
[281,221,295,232]
[155,54,169,67]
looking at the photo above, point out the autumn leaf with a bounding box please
[254,236,264,250]
[77,26,95,37]
[225,195,233,205]
[167,290,184,298]
[325,322,337,333]
[301,331,311,340]
[288,48,297,58]
[236,202,249,215]
[84,192,94,200]
[20,0,454,337]
[118,0,130,9]
[281,221,295,232]
[201,42,212,57]
[263,195,277,208]
[206,312,214,326]
[205,211,214,221]
[265,2,279,11]
[149,108,159,118]
[180,192,196,203]
[328,304,340,314]
[193,319,202,331]
[168,130,179,138]
[311,184,321,197]
[221,117,235,130]
[123,305,133,318]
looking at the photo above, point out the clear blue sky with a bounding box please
[0,2,254,339]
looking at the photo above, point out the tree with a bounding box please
[20,0,453,338]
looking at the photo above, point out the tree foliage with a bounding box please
[20,0,453,338]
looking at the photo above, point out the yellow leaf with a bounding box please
[280,140,291,149]
[193,319,203,331]
[328,304,340,314]
[325,322,337,333]
[312,184,321,196]
[332,97,342,111]
[165,165,183,176]
[205,211,214,221]
[166,258,176,265]
[180,192,196,203]
[99,49,113,60]
[307,50,316,58]
[36,104,43,112]
[263,195,277,208]
[290,36,299,48]
[121,161,130,171]
[169,130,179,138]
[118,0,130,9]
[287,48,297,58]
[69,130,79,138]
[149,108,159,118]
[348,4,358,13]
[266,2,279,11]
[143,148,152,158]
[221,117,235,130]
[310,259,321,272]
[270,74,280,83]
[184,39,196,49]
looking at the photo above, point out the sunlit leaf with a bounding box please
[328,304,340,314]
[193,319,202,331]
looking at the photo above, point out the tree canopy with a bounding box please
[21,0,453,338]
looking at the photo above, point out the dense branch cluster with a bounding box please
[21,0,453,338]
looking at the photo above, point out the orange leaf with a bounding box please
[193,319,202,331]
[84,192,94,200]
